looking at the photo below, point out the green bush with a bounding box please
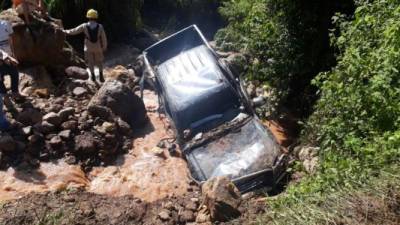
[307,0,400,168]
[216,0,296,98]
[260,3,400,223]
[141,0,222,37]
[44,0,142,41]
[216,0,353,115]
[268,0,400,208]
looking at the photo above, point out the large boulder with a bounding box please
[65,66,89,80]
[88,79,147,128]
[200,176,242,222]
[0,9,84,67]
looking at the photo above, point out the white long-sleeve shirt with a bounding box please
[0,20,13,56]
[65,22,107,53]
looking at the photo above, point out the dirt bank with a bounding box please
[0,188,270,225]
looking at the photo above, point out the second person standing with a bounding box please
[64,9,107,83]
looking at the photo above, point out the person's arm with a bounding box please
[100,25,107,51]
[64,24,85,36]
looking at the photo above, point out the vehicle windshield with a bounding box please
[186,118,281,181]
[157,45,241,134]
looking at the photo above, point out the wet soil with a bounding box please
[88,91,191,202]
[0,161,88,202]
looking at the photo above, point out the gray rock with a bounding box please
[298,146,319,161]
[201,176,241,222]
[117,118,131,135]
[49,135,62,147]
[47,104,63,113]
[65,155,76,165]
[158,210,171,221]
[43,112,62,126]
[22,126,33,136]
[36,121,56,134]
[303,157,319,174]
[88,80,147,128]
[58,107,75,122]
[87,105,112,121]
[102,122,116,133]
[246,82,256,98]
[59,130,72,140]
[61,120,78,131]
[65,66,89,80]
[73,87,88,97]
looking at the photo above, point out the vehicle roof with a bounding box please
[156,45,240,133]
[144,25,213,65]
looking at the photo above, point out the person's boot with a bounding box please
[99,72,105,83]
[90,71,96,82]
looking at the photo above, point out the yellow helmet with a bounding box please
[86,9,98,19]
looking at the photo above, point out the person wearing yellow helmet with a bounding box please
[64,9,107,83]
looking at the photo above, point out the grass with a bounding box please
[258,166,400,225]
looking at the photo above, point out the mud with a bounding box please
[88,91,191,202]
[0,161,88,202]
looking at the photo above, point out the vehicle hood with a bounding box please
[185,117,282,183]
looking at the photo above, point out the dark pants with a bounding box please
[0,63,19,94]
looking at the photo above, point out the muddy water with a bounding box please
[0,90,190,202]
[0,162,88,201]
[88,90,190,201]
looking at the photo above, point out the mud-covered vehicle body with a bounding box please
[143,25,287,192]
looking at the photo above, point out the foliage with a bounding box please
[262,0,400,223]
[216,0,353,115]
[44,0,142,41]
[263,166,400,225]
[141,0,222,38]
[307,0,400,170]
